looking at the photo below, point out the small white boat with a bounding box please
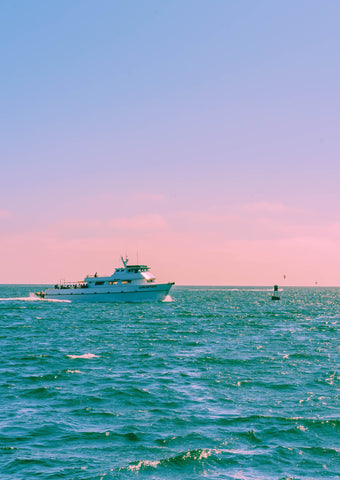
[35,257,174,302]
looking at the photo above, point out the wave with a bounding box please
[213,416,337,439]
[66,353,99,359]
[121,448,222,473]
[21,386,57,399]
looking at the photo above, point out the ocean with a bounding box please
[0,285,339,480]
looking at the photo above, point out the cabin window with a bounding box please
[121,280,131,284]
[95,281,105,286]
[108,281,118,285]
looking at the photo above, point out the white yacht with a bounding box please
[35,257,174,302]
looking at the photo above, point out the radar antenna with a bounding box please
[121,256,129,267]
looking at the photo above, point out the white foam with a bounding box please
[127,460,160,472]
[224,448,259,455]
[43,298,71,303]
[197,448,220,460]
[67,353,99,359]
[0,296,40,302]
[162,295,173,302]
[0,294,70,303]
[182,448,220,461]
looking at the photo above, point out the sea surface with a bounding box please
[0,285,339,480]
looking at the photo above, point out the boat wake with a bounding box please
[0,295,40,302]
[0,294,70,303]
[162,295,173,302]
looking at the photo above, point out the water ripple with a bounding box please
[0,285,339,479]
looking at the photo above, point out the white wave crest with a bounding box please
[127,460,160,472]
[67,353,99,359]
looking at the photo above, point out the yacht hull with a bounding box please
[41,283,173,303]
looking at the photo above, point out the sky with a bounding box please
[1,0,340,285]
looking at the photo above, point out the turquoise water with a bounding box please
[0,285,339,479]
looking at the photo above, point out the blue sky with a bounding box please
[1,1,340,284]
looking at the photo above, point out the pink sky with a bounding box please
[1,1,340,285]
[1,199,340,285]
